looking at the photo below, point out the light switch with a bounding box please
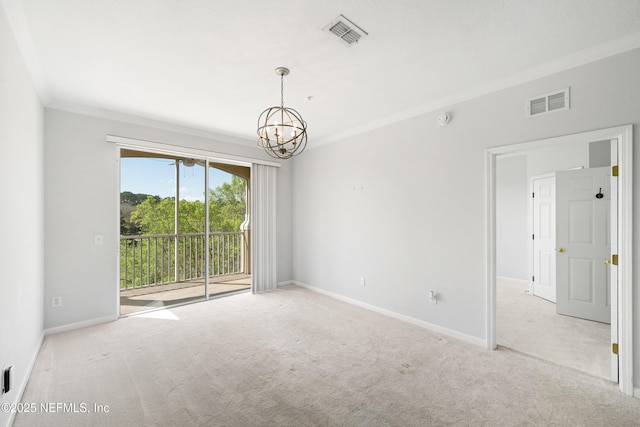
[94,234,104,245]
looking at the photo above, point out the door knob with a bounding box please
[558,247,565,253]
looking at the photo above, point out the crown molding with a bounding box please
[313,32,640,148]
[5,0,640,151]
[46,100,257,147]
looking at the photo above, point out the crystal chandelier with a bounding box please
[257,67,308,159]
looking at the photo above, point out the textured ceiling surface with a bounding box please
[5,0,640,146]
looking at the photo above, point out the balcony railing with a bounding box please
[120,232,244,290]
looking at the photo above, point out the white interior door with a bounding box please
[532,175,556,302]
[555,166,610,324]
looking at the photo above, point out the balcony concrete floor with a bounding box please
[120,274,251,315]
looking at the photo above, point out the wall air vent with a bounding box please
[526,87,570,117]
[323,15,368,46]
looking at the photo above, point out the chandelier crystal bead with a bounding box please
[257,67,308,159]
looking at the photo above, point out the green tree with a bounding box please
[121,191,159,205]
[120,204,141,235]
[209,175,247,232]
[120,192,161,234]
[128,175,247,235]
[179,199,206,233]
[130,196,176,234]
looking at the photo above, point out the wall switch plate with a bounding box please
[52,296,62,307]
[94,234,104,245]
[359,276,366,286]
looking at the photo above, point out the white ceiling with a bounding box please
[5,0,640,147]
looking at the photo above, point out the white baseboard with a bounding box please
[4,331,44,427]
[44,314,119,336]
[292,281,486,348]
[277,280,297,287]
[496,276,530,286]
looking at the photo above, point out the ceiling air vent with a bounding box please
[526,88,570,117]
[323,15,368,46]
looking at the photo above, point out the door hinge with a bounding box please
[532,234,535,240]
[612,165,619,177]
[612,254,618,266]
[612,343,619,355]
[532,276,535,282]
[532,192,535,198]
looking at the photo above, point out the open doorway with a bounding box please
[119,149,251,315]
[496,141,612,379]
[486,125,634,396]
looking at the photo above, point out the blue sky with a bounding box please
[120,158,234,202]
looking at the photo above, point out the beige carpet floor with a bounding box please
[497,278,610,379]
[14,285,640,426]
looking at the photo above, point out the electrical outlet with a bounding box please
[428,291,438,304]
[52,296,62,307]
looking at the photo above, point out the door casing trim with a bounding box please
[485,125,633,395]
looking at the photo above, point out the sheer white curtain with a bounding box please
[251,164,277,292]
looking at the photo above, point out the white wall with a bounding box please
[43,109,292,330]
[526,142,589,176]
[0,7,44,427]
[590,140,611,168]
[291,46,640,383]
[496,155,528,280]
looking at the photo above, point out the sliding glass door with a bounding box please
[206,161,251,298]
[119,150,250,315]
